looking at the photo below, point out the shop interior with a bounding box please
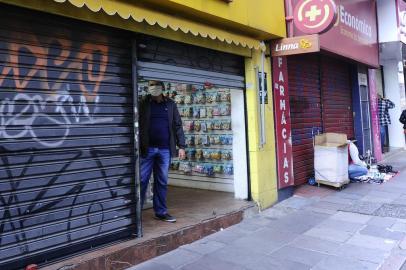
[137,78,252,237]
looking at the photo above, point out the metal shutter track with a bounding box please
[0,5,135,269]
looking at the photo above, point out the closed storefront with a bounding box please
[287,54,354,185]
[0,5,137,269]
[274,0,379,193]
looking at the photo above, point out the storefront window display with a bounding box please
[138,79,246,194]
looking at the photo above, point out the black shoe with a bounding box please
[155,213,176,223]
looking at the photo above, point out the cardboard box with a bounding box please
[314,133,349,186]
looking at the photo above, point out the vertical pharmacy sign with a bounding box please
[271,56,294,188]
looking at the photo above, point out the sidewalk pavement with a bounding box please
[128,150,406,270]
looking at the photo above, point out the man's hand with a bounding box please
[178,149,186,160]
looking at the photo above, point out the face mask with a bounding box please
[148,85,162,97]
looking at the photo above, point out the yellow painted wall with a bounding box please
[143,0,286,39]
[244,49,278,209]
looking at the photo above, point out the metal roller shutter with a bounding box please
[0,5,136,269]
[321,56,354,138]
[288,54,322,185]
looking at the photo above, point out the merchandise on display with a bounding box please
[140,80,235,178]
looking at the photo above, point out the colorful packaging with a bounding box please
[203,149,211,159]
[194,121,201,132]
[204,164,215,176]
[220,91,231,102]
[224,164,234,175]
[200,107,207,118]
[196,149,203,160]
[186,149,196,160]
[193,106,200,118]
[211,150,221,160]
[202,135,210,146]
[194,135,202,146]
[220,104,231,116]
[186,135,195,146]
[221,120,232,130]
[183,121,194,131]
[207,107,213,118]
[180,162,193,173]
[213,164,223,174]
[193,164,205,174]
[184,95,193,104]
[221,151,232,160]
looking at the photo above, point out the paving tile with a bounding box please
[346,234,397,251]
[261,207,296,219]
[245,255,311,270]
[367,216,397,228]
[180,255,248,270]
[231,227,299,254]
[267,210,328,234]
[330,211,372,224]
[333,243,390,264]
[180,240,225,255]
[207,244,267,266]
[205,227,247,244]
[360,225,405,240]
[304,227,353,243]
[276,196,314,210]
[316,218,365,234]
[288,235,341,254]
[268,246,327,267]
[152,248,201,269]
[313,255,379,270]
[130,262,175,270]
[232,221,264,234]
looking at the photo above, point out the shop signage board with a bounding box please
[291,0,379,67]
[271,35,320,57]
[397,0,406,44]
[293,0,337,34]
[272,56,294,188]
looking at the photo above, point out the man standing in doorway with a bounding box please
[378,95,395,153]
[139,80,186,223]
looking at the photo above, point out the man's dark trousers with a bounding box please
[140,147,171,215]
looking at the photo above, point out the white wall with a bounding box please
[382,60,406,148]
[377,0,399,43]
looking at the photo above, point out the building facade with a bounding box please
[272,0,381,198]
[377,0,406,152]
[0,0,286,268]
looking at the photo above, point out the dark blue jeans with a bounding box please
[140,147,170,215]
[380,125,386,151]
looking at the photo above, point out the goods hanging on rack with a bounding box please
[139,81,234,180]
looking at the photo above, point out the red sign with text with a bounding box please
[272,56,294,188]
[292,0,379,67]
